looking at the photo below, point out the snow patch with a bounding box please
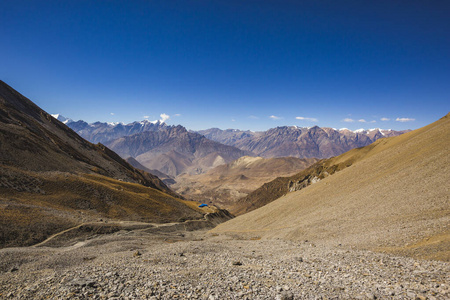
[51,114,72,124]
[354,128,366,133]
[107,122,123,126]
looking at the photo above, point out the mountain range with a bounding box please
[104,126,251,177]
[198,126,410,159]
[66,118,168,144]
[64,117,409,182]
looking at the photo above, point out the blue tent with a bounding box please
[198,203,208,208]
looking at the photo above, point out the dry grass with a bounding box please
[212,113,450,261]
[0,167,204,248]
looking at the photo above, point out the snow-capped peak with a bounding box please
[353,128,366,133]
[107,122,123,126]
[51,114,72,124]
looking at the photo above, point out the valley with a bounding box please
[172,156,318,213]
[0,81,448,299]
[64,112,408,211]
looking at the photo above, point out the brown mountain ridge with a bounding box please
[0,81,209,248]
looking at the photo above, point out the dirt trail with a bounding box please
[31,210,233,248]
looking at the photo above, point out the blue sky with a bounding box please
[1,0,449,131]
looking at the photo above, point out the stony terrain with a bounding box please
[1,228,449,300]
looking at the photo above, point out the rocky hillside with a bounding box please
[172,156,318,212]
[199,126,409,159]
[212,113,450,261]
[105,126,252,177]
[0,81,207,248]
[125,157,175,185]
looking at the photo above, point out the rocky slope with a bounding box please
[0,230,448,299]
[0,81,207,248]
[173,156,318,213]
[125,157,175,184]
[212,113,450,261]
[199,126,409,159]
[105,126,252,177]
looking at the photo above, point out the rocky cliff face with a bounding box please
[199,126,409,159]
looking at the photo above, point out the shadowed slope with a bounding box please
[212,113,450,261]
[0,81,204,247]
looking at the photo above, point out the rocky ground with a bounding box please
[0,228,448,300]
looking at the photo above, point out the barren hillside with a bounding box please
[212,113,450,261]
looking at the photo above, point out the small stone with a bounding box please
[280,291,294,300]
[134,251,142,257]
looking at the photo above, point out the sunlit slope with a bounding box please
[212,113,450,261]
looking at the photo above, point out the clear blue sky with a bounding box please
[1,0,449,131]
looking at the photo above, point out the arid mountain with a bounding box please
[0,81,207,248]
[212,113,450,261]
[172,156,318,212]
[67,119,168,144]
[199,126,410,159]
[105,126,252,177]
[125,157,175,185]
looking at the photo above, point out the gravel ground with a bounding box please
[0,229,448,299]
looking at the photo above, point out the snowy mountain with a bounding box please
[66,119,168,144]
[50,114,73,124]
